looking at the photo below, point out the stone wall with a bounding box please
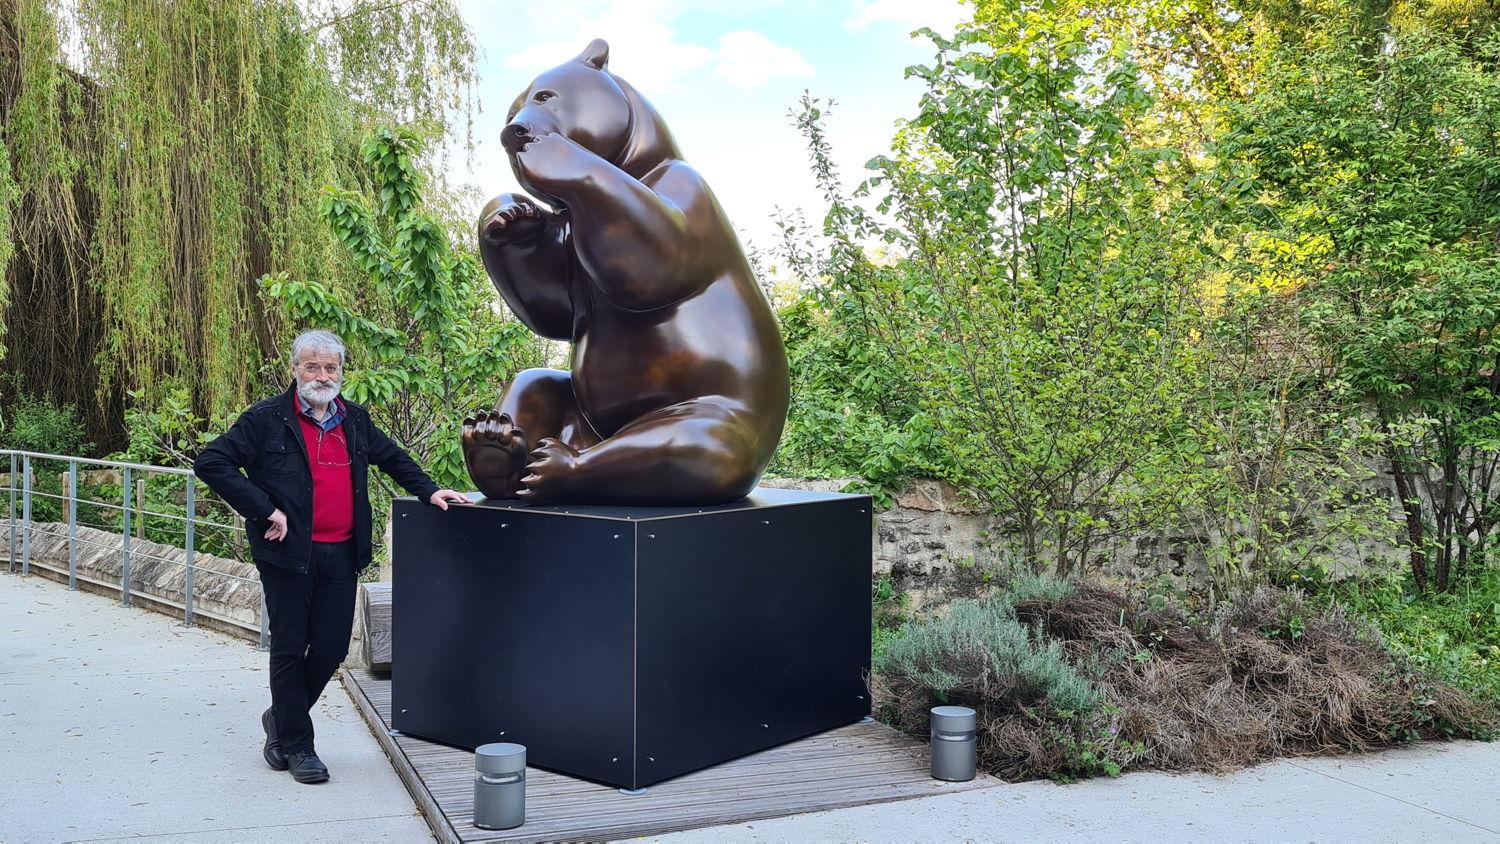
[763,479,1003,604]
[764,474,1405,603]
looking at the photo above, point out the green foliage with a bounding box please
[0,139,13,362]
[781,5,1211,573]
[262,126,543,492]
[875,589,1116,780]
[1218,24,1500,591]
[1,0,478,446]
[1326,570,1500,708]
[772,1,1492,594]
[0,390,91,456]
[878,597,1103,717]
[769,267,935,503]
[1174,295,1401,591]
[871,575,912,663]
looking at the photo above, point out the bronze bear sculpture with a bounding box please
[463,39,790,505]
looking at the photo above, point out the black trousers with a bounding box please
[256,540,357,755]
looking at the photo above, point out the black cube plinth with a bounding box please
[390,487,873,790]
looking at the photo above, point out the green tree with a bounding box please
[784,1,1211,574]
[0,0,477,448]
[1218,26,1500,591]
[262,126,543,492]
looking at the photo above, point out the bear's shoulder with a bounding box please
[636,160,719,217]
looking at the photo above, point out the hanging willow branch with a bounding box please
[0,0,476,450]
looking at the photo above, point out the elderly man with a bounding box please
[195,329,470,784]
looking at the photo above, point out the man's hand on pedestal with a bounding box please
[429,490,473,511]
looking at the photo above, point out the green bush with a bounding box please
[0,392,91,456]
[873,587,1115,780]
[0,394,93,524]
[1327,571,1500,708]
[871,576,910,664]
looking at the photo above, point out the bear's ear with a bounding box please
[576,38,609,70]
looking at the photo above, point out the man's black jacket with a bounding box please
[193,387,439,574]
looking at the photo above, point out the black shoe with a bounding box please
[262,707,288,771]
[287,750,330,784]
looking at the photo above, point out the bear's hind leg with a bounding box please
[461,410,531,499]
[517,397,768,505]
[462,368,598,499]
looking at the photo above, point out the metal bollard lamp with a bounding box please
[473,742,527,830]
[929,705,977,782]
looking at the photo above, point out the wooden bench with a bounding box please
[354,582,392,673]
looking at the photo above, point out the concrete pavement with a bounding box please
[0,571,432,844]
[5,567,1498,844]
[656,728,1500,842]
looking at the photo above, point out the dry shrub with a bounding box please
[874,579,1496,781]
[1026,585,1492,771]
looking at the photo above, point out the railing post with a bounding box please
[121,466,132,606]
[21,456,32,576]
[135,477,146,540]
[68,461,78,590]
[258,587,270,651]
[7,453,15,573]
[232,513,245,560]
[183,477,196,627]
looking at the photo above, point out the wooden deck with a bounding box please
[341,668,999,843]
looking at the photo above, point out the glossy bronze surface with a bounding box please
[464,39,789,505]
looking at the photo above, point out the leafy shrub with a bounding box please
[0,392,91,456]
[873,591,1115,780]
[1326,571,1500,708]
[871,576,911,664]
[0,393,93,524]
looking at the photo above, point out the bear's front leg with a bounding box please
[513,133,599,195]
[516,438,581,502]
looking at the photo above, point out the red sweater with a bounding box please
[297,414,355,542]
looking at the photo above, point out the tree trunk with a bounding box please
[1436,444,1457,592]
[1388,446,1429,593]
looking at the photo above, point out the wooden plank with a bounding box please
[357,583,392,671]
[344,668,1000,843]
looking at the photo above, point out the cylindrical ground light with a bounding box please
[473,742,527,830]
[929,705,977,782]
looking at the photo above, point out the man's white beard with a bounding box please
[298,379,341,406]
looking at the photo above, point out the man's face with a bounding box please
[295,349,343,405]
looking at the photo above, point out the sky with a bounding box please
[449,0,969,253]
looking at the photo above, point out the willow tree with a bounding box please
[0,0,476,449]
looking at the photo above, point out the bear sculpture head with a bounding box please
[502,39,681,209]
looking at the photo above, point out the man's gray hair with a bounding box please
[290,329,346,368]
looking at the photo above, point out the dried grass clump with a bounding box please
[874,579,1495,781]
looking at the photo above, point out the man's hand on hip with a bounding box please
[265,509,288,541]
[429,490,473,510]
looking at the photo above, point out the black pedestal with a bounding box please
[390,487,873,789]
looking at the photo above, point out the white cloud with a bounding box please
[846,0,969,36]
[712,30,814,91]
[500,0,713,93]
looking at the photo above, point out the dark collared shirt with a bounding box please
[295,393,346,433]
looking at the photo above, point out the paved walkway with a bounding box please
[0,572,432,843]
[656,730,1500,843]
[4,569,1498,843]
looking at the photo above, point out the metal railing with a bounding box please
[2,449,268,647]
